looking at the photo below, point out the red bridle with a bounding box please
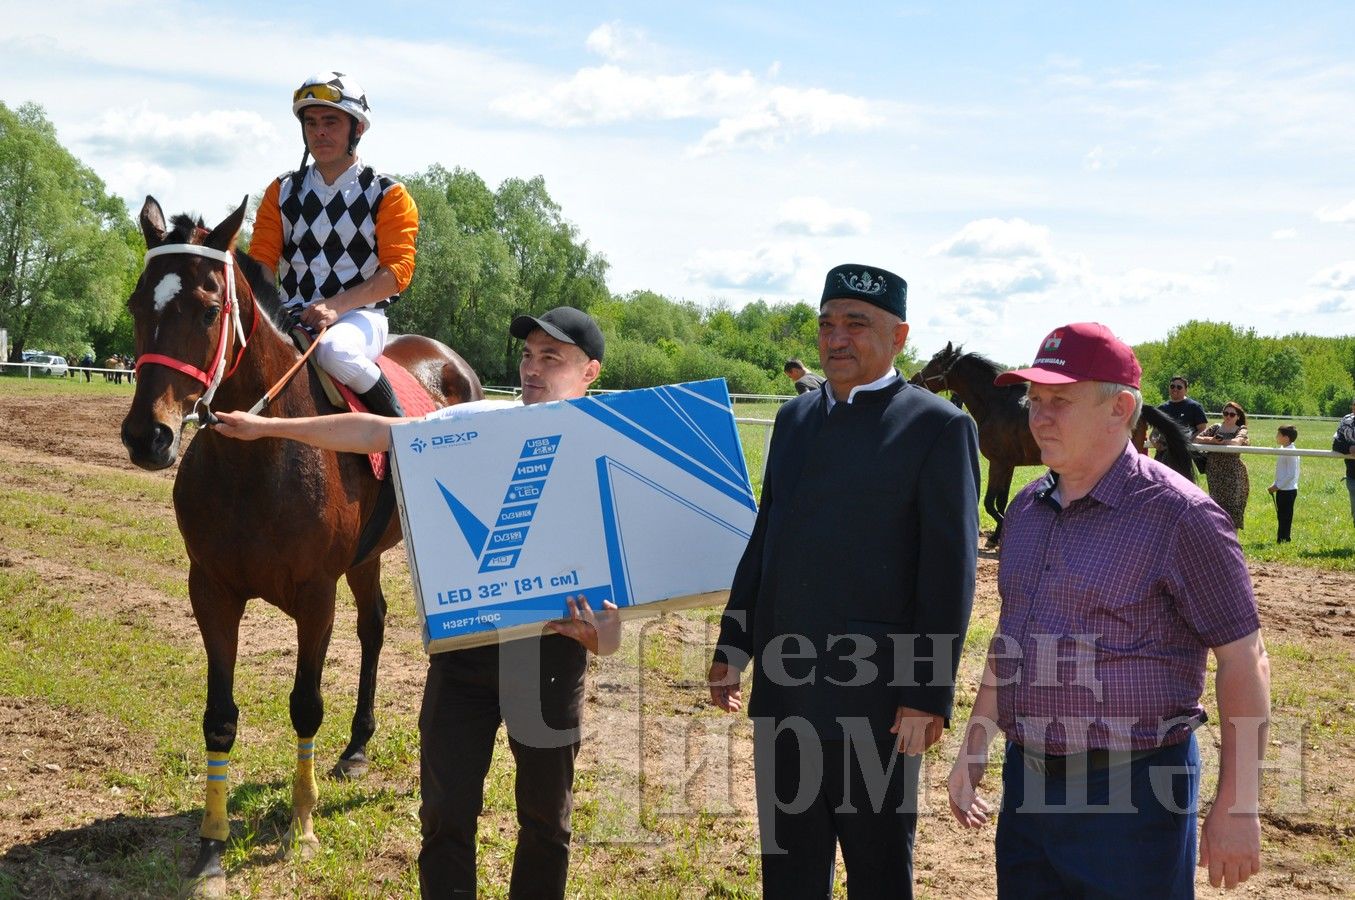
[135,241,257,419]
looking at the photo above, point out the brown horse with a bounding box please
[120,196,482,892]
[104,356,126,383]
[911,342,1193,546]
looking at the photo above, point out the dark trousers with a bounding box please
[753,718,920,899]
[995,736,1199,899]
[418,634,588,899]
[1274,488,1297,542]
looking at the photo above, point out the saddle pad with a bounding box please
[335,358,442,481]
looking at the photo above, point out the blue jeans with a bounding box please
[1345,477,1355,527]
[995,736,1199,899]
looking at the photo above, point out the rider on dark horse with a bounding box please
[248,71,415,418]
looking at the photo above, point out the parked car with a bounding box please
[29,353,68,377]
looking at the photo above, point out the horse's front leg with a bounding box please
[282,583,338,859]
[333,559,388,779]
[985,461,1016,548]
[185,565,247,894]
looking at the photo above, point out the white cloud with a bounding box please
[80,106,277,167]
[585,21,657,63]
[1083,144,1115,171]
[1308,261,1355,292]
[1312,295,1354,314]
[1207,255,1236,275]
[955,260,1063,299]
[490,64,880,153]
[1108,267,1212,305]
[1271,228,1298,240]
[928,218,1090,301]
[693,85,878,154]
[775,197,871,237]
[1316,199,1355,224]
[929,218,1053,259]
[685,244,801,292]
[102,159,177,206]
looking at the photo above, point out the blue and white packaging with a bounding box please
[389,379,758,653]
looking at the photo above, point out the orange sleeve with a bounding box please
[247,179,284,272]
[375,182,419,291]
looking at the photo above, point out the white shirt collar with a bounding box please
[307,158,363,195]
[824,369,900,411]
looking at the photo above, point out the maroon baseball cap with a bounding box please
[993,322,1141,389]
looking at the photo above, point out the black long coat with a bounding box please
[715,377,981,739]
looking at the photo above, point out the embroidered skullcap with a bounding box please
[820,264,906,319]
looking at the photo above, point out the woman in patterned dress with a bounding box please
[1195,400,1250,529]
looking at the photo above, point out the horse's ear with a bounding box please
[204,196,249,253]
[140,196,167,249]
[944,341,953,353]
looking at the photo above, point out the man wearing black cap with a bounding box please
[215,306,618,898]
[708,265,980,898]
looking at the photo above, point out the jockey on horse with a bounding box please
[248,71,415,418]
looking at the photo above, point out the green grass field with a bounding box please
[1,377,1351,897]
[732,396,1355,571]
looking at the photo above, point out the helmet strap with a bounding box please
[346,114,361,156]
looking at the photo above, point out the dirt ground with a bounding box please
[1,389,1352,898]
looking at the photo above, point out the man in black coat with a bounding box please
[708,264,980,898]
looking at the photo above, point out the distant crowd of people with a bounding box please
[1155,375,1355,540]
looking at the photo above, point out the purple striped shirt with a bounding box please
[995,444,1259,754]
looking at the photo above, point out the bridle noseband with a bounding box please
[135,241,256,424]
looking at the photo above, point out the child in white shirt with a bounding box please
[1268,424,1300,542]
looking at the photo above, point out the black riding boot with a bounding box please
[357,373,406,418]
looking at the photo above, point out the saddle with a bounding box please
[290,327,441,480]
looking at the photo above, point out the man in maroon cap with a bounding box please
[946,322,1270,897]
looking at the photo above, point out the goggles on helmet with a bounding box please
[292,83,368,111]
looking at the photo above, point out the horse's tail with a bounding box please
[1142,405,1196,484]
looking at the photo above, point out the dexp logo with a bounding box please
[431,430,479,448]
[409,437,428,454]
[434,435,562,574]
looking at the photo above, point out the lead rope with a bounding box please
[244,323,328,415]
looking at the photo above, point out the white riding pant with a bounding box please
[312,307,388,393]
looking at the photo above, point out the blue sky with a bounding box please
[3,1,1353,366]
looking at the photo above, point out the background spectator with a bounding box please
[1268,425,1299,542]
[1196,401,1250,529]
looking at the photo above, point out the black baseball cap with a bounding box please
[509,306,605,362]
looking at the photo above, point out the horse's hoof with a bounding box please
[280,831,320,861]
[181,873,227,899]
[183,838,227,898]
[331,753,369,781]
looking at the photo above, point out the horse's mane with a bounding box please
[165,213,287,330]
[954,351,1029,397]
[166,213,202,244]
[235,251,287,329]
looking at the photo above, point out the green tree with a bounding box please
[392,166,520,382]
[0,102,137,359]
[392,168,609,385]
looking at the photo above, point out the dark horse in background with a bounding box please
[121,197,482,893]
[911,342,1194,547]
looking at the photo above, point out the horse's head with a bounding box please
[120,196,248,470]
[912,341,963,392]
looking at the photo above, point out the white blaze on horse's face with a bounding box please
[152,273,183,314]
